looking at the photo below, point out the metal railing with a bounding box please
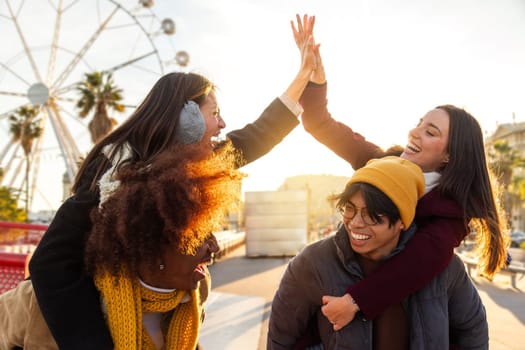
[457,247,525,288]
[0,222,247,294]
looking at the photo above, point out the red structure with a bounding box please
[0,221,48,294]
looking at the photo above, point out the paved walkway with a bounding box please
[200,292,266,349]
[201,245,525,350]
[472,273,525,350]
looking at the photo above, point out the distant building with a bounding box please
[244,189,309,257]
[487,121,525,150]
[279,174,350,233]
[486,120,525,231]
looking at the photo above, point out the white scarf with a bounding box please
[423,171,441,194]
[98,143,133,207]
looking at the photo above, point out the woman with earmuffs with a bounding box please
[24,17,320,349]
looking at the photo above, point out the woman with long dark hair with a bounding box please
[292,14,508,331]
[28,21,319,349]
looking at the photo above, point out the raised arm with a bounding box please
[291,15,387,169]
[300,83,388,169]
[293,15,469,329]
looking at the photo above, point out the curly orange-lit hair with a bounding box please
[84,141,244,279]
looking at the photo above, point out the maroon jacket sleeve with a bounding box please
[300,82,469,320]
[227,97,299,167]
[347,210,467,320]
[300,83,386,170]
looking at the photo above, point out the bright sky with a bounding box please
[158,0,525,197]
[2,0,525,211]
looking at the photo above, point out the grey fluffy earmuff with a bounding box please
[175,100,206,145]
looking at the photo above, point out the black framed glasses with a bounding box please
[338,203,383,226]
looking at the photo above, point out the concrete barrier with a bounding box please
[213,231,246,262]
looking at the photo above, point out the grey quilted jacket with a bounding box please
[268,225,488,350]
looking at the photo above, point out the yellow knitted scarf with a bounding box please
[94,272,201,350]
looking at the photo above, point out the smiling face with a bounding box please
[343,191,404,261]
[139,234,220,290]
[400,108,450,172]
[198,92,226,152]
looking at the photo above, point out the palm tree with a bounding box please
[488,140,525,190]
[8,105,43,214]
[0,186,27,222]
[487,139,525,230]
[76,71,125,144]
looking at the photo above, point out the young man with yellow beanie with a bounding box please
[268,156,488,350]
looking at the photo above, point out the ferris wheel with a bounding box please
[0,0,189,211]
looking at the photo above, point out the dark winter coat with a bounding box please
[299,83,468,319]
[29,98,299,350]
[268,226,488,350]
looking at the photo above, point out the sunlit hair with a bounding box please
[72,72,215,193]
[436,104,509,279]
[333,183,400,229]
[84,142,243,279]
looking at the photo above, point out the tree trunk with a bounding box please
[25,156,30,219]
[88,103,113,143]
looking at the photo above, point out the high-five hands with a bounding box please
[291,14,326,84]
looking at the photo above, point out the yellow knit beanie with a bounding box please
[347,156,425,227]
